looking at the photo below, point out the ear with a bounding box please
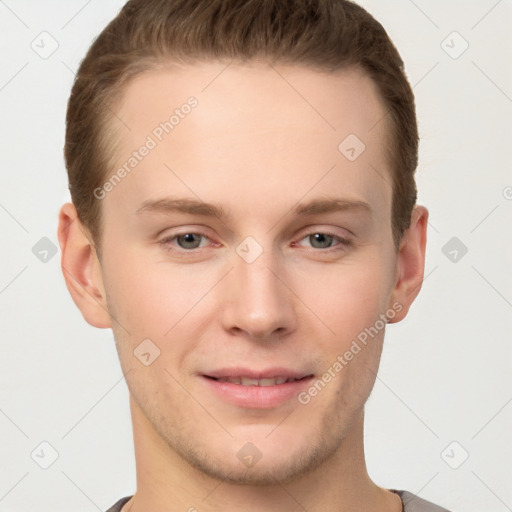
[387,205,428,323]
[57,202,112,328]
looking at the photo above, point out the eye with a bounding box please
[158,230,352,255]
[160,232,211,251]
[296,232,352,251]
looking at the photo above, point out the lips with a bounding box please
[202,369,314,408]
[207,376,304,386]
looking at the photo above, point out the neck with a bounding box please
[124,395,400,512]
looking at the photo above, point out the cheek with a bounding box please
[101,247,220,344]
[293,258,393,344]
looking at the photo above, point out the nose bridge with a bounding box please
[219,239,296,339]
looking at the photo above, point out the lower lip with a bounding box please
[202,376,314,409]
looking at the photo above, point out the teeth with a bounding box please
[215,376,298,386]
[241,377,260,386]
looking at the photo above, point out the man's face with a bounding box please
[97,62,400,483]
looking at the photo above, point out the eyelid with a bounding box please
[294,224,353,241]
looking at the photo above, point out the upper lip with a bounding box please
[204,367,312,380]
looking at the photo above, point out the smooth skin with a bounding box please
[58,61,427,512]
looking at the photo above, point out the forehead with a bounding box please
[103,61,391,226]
[114,61,388,147]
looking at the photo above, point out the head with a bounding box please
[59,0,427,486]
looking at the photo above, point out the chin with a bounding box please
[188,452,325,486]
[173,427,340,486]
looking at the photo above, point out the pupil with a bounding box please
[179,233,200,248]
[311,233,331,248]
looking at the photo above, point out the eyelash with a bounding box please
[159,230,353,254]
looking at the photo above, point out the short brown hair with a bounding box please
[65,0,418,252]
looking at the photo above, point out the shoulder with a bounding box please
[394,490,452,512]
[105,496,133,512]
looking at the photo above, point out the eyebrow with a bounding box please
[135,196,372,219]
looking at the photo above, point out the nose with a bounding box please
[219,246,297,341]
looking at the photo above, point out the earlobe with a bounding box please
[57,203,112,329]
[388,205,429,324]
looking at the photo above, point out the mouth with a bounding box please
[201,369,314,408]
[205,375,311,386]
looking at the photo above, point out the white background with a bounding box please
[0,1,511,511]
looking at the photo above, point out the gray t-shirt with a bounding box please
[106,490,452,511]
